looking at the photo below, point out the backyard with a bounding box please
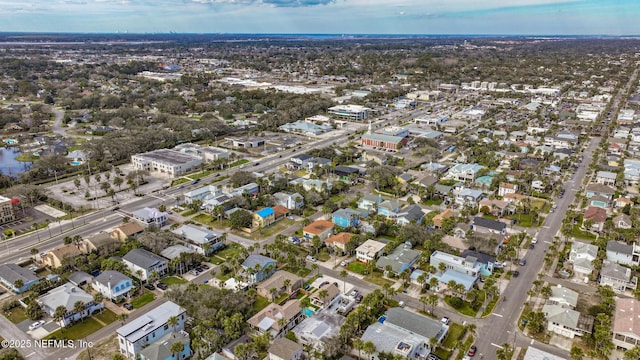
[160,276,189,286]
[215,243,244,261]
[130,291,156,309]
[45,317,103,340]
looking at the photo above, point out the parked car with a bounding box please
[350,289,359,297]
[340,260,350,267]
[123,303,134,310]
[306,255,317,262]
[355,294,363,303]
[467,345,477,356]
[441,317,450,325]
[157,283,168,290]
[144,283,156,290]
[513,270,520,277]
[529,243,535,249]
[111,207,120,211]
[200,264,210,270]
[531,237,538,244]
[29,320,45,330]
[319,281,329,288]
[189,269,200,276]
[519,259,527,266]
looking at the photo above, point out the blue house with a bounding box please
[242,255,277,284]
[0,264,40,293]
[332,208,361,228]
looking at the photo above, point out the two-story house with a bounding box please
[498,183,518,197]
[378,199,403,218]
[395,205,425,226]
[110,221,145,242]
[117,301,187,359]
[253,207,276,229]
[613,298,640,351]
[470,217,507,235]
[131,207,168,228]
[454,188,484,206]
[288,154,314,170]
[172,224,224,255]
[303,220,334,241]
[332,208,361,228]
[241,255,277,284]
[357,194,382,214]
[569,242,599,278]
[92,270,134,301]
[606,240,640,267]
[272,192,304,210]
[248,300,303,339]
[376,243,421,275]
[325,232,353,256]
[599,260,638,292]
[445,163,484,182]
[356,240,386,263]
[122,249,168,281]
[541,304,594,339]
[596,171,617,187]
[268,338,304,360]
[585,183,615,201]
[0,264,40,293]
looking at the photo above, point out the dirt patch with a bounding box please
[76,334,118,360]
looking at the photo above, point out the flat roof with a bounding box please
[133,149,201,166]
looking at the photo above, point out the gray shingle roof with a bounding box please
[0,264,39,284]
[607,240,633,256]
[242,255,275,270]
[472,217,507,232]
[122,248,167,269]
[384,307,444,339]
[93,270,132,289]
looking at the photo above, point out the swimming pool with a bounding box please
[303,308,315,317]
[4,139,17,145]
[70,161,82,166]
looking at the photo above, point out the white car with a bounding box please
[531,237,538,244]
[29,320,45,330]
[306,255,317,262]
[441,317,450,325]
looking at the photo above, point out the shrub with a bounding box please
[449,296,464,309]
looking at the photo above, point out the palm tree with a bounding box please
[74,301,86,322]
[167,315,179,333]
[496,343,514,360]
[427,293,438,314]
[269,287,278,301]
[353,338,364,360]
[362,341,376,359]
[339,270,348,293]
[30,248,39,261]
[118,313,128,325]
[13,279,23,292]
[170,341,185,360]
[283,279,292,294]
[53,305,68,326]
[93,293,104,313]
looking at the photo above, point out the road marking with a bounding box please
[25,352,35,358]
[491,343,503,349]
[531,339,535,345]
[492,313,503,317]
[544,240,552,244]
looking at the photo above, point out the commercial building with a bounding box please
[328,104,371,121]
[131,149,203,178]
[361,133,407,152]
[0,196,16,225]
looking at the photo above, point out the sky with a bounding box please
[0,0,639,35]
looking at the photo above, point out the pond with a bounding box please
[0,147,31,176]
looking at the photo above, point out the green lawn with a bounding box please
[256,219,296,238]
[229,159,250,168]
[444,296,477,317]
[93,309,118,325]
[190,170,214,179]
[216,243,244,260]
[456,335,476,360]
[442,323,465,349]
[275,293,290,305]
[296,268,311,277]
[508,214,537,228]
[316,250,330,262]
[208,257,224,265]
[433,348,451,360]
[3,307,27,324]
[171,178,190,186]
[45,317,103,340]
[347,262,368,274]
[182,209,197,217]
[161,276,188,285]
[252,296,270,313]
[130,292,156,309]
[568,224,597,240]
[423,199,443,206]
[364,272,394,287]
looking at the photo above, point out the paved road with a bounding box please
[475,136,599,359]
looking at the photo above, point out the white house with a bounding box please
[38,283,103,327]
[131,207,168,228]
[117,301,187,359]
[541,304,593,339]
[569,242,598,278]
[356,240,386,263]
[498,183,518,197]
[172,224,224,255]
[599,260,638,292]
[606,241,640,267]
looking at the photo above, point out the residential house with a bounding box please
[360,307,448,360]
[541,304,594,339]
[288,154,314,170]
[334,165,361,181]
[589,195,611,208]
[600,260,638,292]
[478,199,512,217]
[432,209,453,228]
[268,338,303,360]
[293,311,344,351]
[356,240,386,263]
[325,232,353,255]
[583,206,607,232]
[253,207,276,229]
[92,270,134,301]
[454,188,484,206]
[332,208,361,228]
[272,192,304,210]
[131,207,168,228]
[547,285,578,309]
[429,250,485,280]
[470,217,507,235]
[606,240,640,267]
[498,183,518,197]
[138,331,191,360]
[241,255,277,284]
[272,205,289,221]
[378,199,402,218]
[257,270,302,301]
[395,205,425,226]
[301,179,332,192]
[0,264,40,293]
[613,214,633,230]
[183,185,221,204]
[68,271,93,287]
[247,300,303,339]
[596,171,617,186]
[569,242,598,278]
[303,220,334,241]
[613,298,640,350]
[585,183,615,201]
[376,243,421,275]
[42,243,85,268]
[110,222,145,242]
[81,232,118,255]
[172,224,224,255]
[445,163,484,182]
[614,197,633,209]
[38,283,103,327]
[122,249,169,281]
[117,301,187,359]
[310,283,340,308]
[357,194,382,213]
